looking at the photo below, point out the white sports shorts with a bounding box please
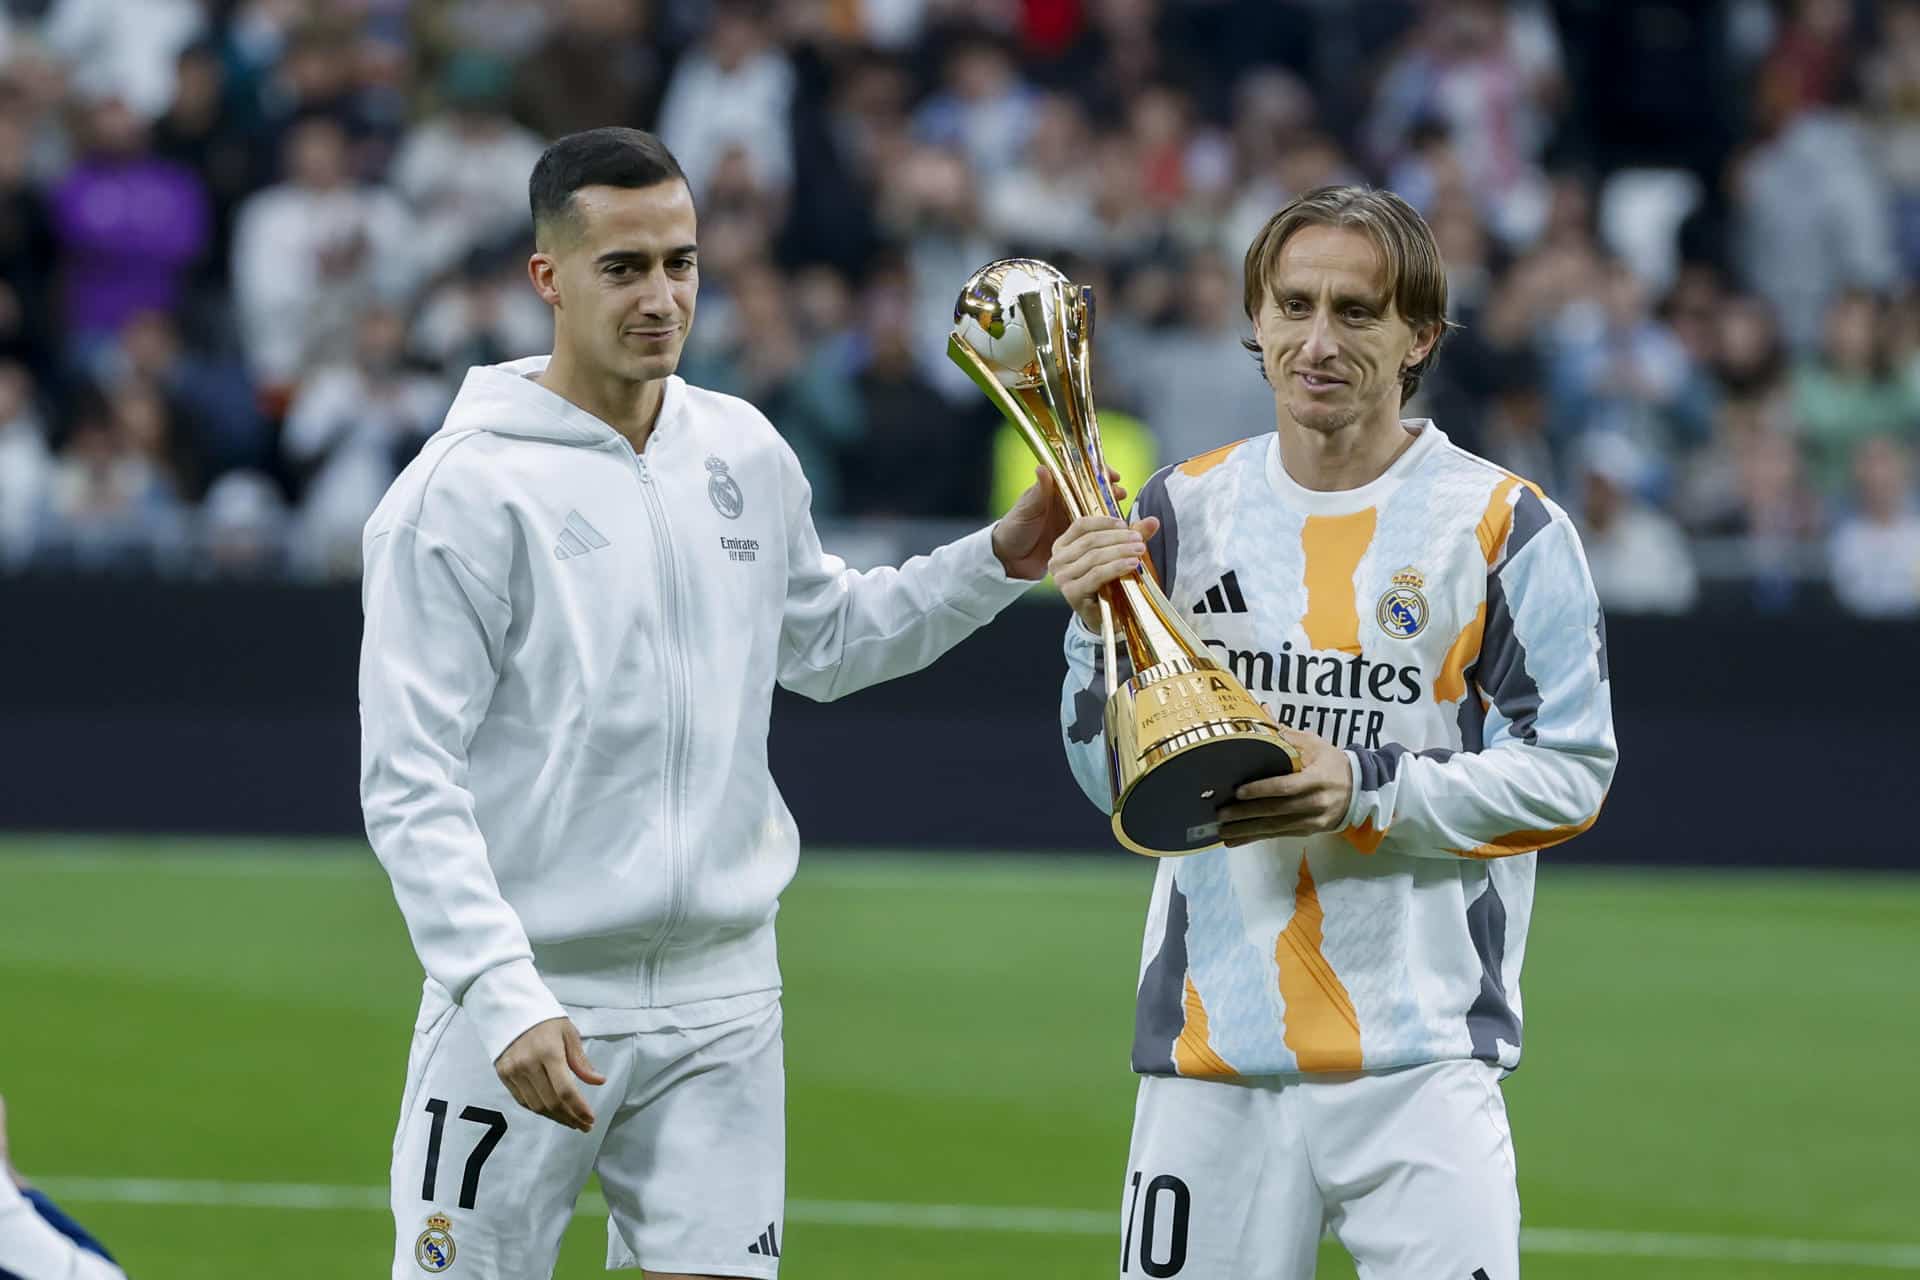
[1118,1059,1520,1280]
[388,988,786,1279]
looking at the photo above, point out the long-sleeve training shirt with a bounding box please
[1061,422,1617,1078]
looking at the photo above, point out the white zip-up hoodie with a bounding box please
[360,356,1033,1062]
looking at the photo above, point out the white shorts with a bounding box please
[1119,1060,1520,1280]
[388,989,786,1279]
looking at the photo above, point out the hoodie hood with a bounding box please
[436,354,690,448]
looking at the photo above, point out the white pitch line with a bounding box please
[33,1176,1920,1271]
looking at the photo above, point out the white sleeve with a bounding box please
[0,1181,128,1280]
[359,517,565,1062]
[1060,615,1121,812]
[1340,512,1617,859]
[775,447,1033,702]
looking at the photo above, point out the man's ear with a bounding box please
[1405,319,1442,369]
[528,253,561,309]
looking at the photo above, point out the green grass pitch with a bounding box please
[1,838,1916,1278]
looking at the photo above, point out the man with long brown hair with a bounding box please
[1049,185,1618,1278]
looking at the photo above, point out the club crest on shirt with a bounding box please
[1376,567,1429,639]
[706,456,744,519]
[415,1214,457,1272]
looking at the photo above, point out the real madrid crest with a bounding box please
[706,456,744,520]
[415,1213,457,1273]
[1376,567,1429,639]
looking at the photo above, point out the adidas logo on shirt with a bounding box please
[746,1222,781,1257]
[1191,570,1248,615]
[553,511,610,560]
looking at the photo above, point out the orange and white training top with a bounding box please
[1059,421,1617,1079]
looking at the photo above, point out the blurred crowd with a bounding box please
[2,0,1919,615]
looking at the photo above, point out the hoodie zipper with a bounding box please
[627,444,692,1006]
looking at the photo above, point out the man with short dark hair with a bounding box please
[1049,185,1618,1278]
[360,127,1089,1280]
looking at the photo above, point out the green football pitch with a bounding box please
[1,839,1916,1279]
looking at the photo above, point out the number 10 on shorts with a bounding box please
[1122,1170,1191,1277]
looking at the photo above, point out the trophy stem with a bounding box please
[1097,596,1119,699]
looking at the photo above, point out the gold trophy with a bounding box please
[949,259,1299,856]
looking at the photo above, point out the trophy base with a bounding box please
[1105,658,1301,857]
[1112,735,1301,856]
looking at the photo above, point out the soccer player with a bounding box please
[359,128,1086,1280]
[0,1095,128,1279]
[1049,186,1618,1279]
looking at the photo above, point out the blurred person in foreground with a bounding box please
[1829,435,1920,616]
[358,127,1083,1279]
[1048,186,1617,1278]
[0,1094,126,1279]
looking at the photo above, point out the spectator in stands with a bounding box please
[230,113,416,395]
[1085,130,1163,263]
[779,47,900,273]
[679,260,863,517]
[109,309,268,479]
[252,25,367,158]
[0,359,50,568]
[38,382,188,573]
[411,243,551,383]
[1864,0,1920,275]
[39,0,204,122]
[0,1093,127,1279]
[1791,289,1920,496]
[511,0,662,142]
[984,92,1101,254]
[1712,425,1826,611]
[424,0,553,62]
[1737,76,1899,352]
[1829,434,1920,616]
[1050,0,1198,122]
[915,31,1037,181]
[0,94,55,378]
[841,272,990,519]
[1574,432,1698,615]
[1713,291,1790,399]
[390,52,544,281]
[1110,250,1274,464]
[656,0,795,202]
[1755,0,1857,133]
[875,143,997,400]
[1125,84,1205,216]
[282,302,446,579]
[198,467,289,580]
[48,90,210,360]
[151,38,269,294]
[1546,257,1714,474]
[1477,372,1558,498]
[1365,0,1564,245]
